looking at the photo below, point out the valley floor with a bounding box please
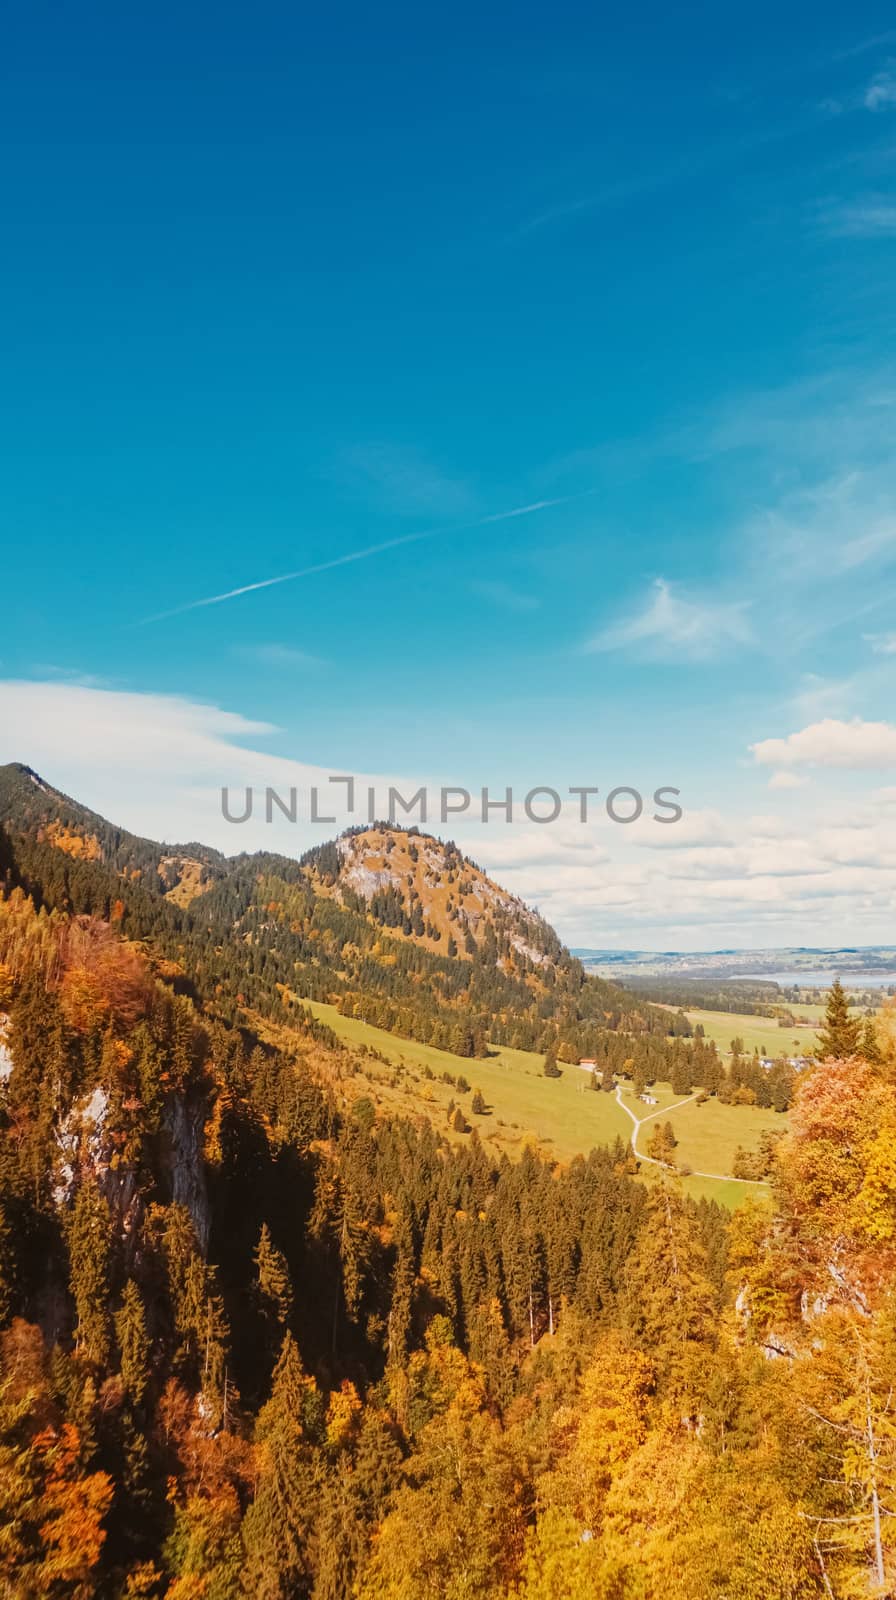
[299,998,780,1207]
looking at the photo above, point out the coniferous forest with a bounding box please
[1,764,896,1597]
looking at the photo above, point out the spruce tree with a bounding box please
[68,1182,112,1368]
[861,1016,882,1064]
[543,1048,562,1079]
[0,1205,13,1326]
[818,978,862,1060]
[115,1280,150,1406]
[387,1209,416,1366]
[241,1332,318,1597]
[671,1054,692,1096]
[255,1223,293,1329]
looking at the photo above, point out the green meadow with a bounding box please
[684,1007,820,1056]
[300,999,780,1207]
[617,1080,781,1174]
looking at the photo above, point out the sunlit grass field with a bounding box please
[684,1007,820,1056]
[301,998,633,1155]
[617,1081,782,1174]
[299,999,780,1207]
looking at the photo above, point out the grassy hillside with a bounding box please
[300,998,633,1155]
[300,998,778,1206]
[685,1007,820,1055]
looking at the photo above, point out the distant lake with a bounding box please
[731,970,896,989]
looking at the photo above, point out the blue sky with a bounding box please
[2,3,896,947]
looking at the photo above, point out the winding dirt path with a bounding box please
[613,1085,769,1186]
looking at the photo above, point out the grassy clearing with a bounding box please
[301,999,632,1160]
[668,1173,771,1208]
[616,1083,778,1205]
[666,1093,781,1176]
[684,1007,819,1056]
[300,999,781,1208]
[779,998,867,1022]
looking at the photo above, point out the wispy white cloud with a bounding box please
[865,631,896,654]
[551,369,896,673]
[337,443,474,520]
[815,197,896,236]
[819,54,896,114]
[235,644,326,670]
[790,674,857,721]
[865,64,896,109]
[680,371,896,472]
[516,180,645,239]
[767,770,808,790]
[740,470,896,605]
[752,717,896,769]
[514,116,823,242]
[0,680,388,853]
[29,663,112,689]
[833,31,896,63]
[586,578,753,661]
[485,796,896,947]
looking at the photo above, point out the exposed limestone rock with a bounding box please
[0,1013,11,1084]
[160,1092,211,1255]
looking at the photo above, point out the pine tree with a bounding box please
[543,1048,562,1079]
[387,1210,416,1366]
[862,1016,882,1064]
[623,1186,714,1394]
[241,1332,318,1598]
[254,1223,293,1329]
[0,1206,14,1328]
[818,978,862,1060]
[115,1281,150,1406]
[671,1054,691,1096]
[68,1183,112,1368]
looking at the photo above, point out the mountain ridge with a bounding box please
[0,762,666,1061]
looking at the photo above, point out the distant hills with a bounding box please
[575,945,896,982]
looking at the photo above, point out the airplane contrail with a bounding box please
[137,492,594,624]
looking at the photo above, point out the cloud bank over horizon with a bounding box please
[2,679,894,954]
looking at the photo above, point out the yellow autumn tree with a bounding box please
[539,1332,653,1535]
[512,1507,602,1600]
[855,1115,896,1243]
[358,1326,525,1600]
[326,1380,363,1449]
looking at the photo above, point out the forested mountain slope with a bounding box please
[0,762,673,1063]
[1,764,896,1594]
